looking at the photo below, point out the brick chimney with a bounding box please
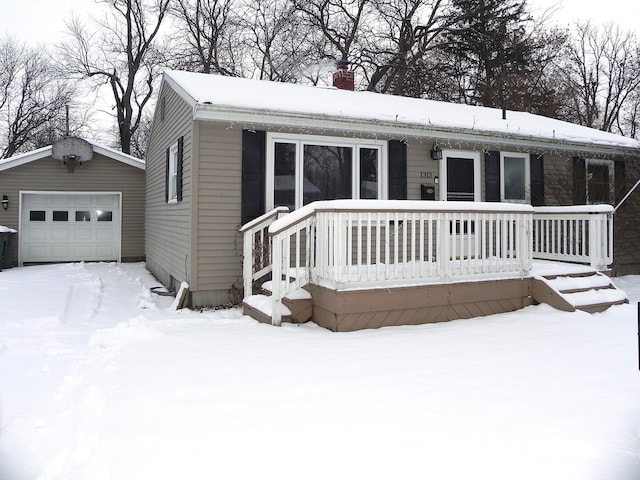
[333,60,354,91]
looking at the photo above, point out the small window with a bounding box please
[168,142,179,202]
[29,210,46,221]
[500,152,530,203]
[97,210,113,222]
[360,147,378,199]
[75,211,91,222]
[586,159,614,204]
[53,211,69,222]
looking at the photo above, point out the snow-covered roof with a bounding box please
[0,139,145,172]
[163,70,640,155]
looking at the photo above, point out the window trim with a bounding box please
[266,133,387,210]
[500,151,530,204]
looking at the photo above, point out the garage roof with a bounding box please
[0,140,145,172]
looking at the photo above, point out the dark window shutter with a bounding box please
[242,129,266,225]
[530,154,544,206]
[614,160,626,205]
[388,140,407,200]
[177,136,184,202]
[485,150,500,202]
[165,147,170,203]
[573,157,586,204]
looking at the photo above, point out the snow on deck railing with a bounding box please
[263,200,533,326]
[532,205,613,270]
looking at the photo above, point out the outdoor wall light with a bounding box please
[430,144,443,161]
[1,195,8,211]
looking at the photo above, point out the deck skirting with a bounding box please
[308,278,534,332]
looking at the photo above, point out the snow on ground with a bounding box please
[1,262,639,480]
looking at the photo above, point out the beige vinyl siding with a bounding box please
[145,84,194,289]
[0,154,144,264]
[192,122,243,304]
[407,141,438,201]
[540,153,574,206]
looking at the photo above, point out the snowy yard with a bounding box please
[1,262,639,480]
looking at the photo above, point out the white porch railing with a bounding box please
[243,200,534,326]
[239,206,289,298]
[532,205,613,270]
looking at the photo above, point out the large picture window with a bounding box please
[267,134,386,210]
[500,152,530,203]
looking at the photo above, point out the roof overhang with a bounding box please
[192,103,640,158]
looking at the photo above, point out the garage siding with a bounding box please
[0,154,145,264]
[144,83,194,290]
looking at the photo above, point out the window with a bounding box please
[586,159,614,204]
[75,211,91,222]
[500,152,530,203]
[97,210,113,222]
[168,142,179,202]
[53,211,69,222]
[266,134,385,210]
[29,210,46,221]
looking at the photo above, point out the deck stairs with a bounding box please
[242,280,313,325]
[532,270,628,313]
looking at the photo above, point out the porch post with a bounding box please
[243,231,253,298]
[589,213,605,271]
[271,234,282,327]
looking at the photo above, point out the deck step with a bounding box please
[243,285,313,325]
[532,271,628,313]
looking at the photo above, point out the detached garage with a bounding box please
[0,137,145,266]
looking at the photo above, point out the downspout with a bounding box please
[614,176,640,214]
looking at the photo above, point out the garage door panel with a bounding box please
[95,245,116,257]
[51,227,72,241]
[28,227,49,242]
[95,228,115,241]
[21,193,121,263]
[73,228,92,241]
[51,245,72,260]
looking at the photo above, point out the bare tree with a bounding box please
[239,0,311,81]
[558,22,640,136]
[60,0,170,155]
[169,0,240,75]
[362,0,450,95]
[0,38,77,158]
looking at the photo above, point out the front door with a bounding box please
[441,150,480,202]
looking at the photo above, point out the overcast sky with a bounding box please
[0,0,637,47]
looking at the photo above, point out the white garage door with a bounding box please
[20,193,121,263]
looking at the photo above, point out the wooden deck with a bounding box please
[240,202,624,331]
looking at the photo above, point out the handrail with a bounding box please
[241,206,289,298]
[532,205,613,270]
[239,206,289,233]
[270,200,533,235]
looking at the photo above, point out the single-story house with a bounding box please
[145,69,639,330]
[0,137,145,266]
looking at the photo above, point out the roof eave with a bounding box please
[193,104,640,158]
